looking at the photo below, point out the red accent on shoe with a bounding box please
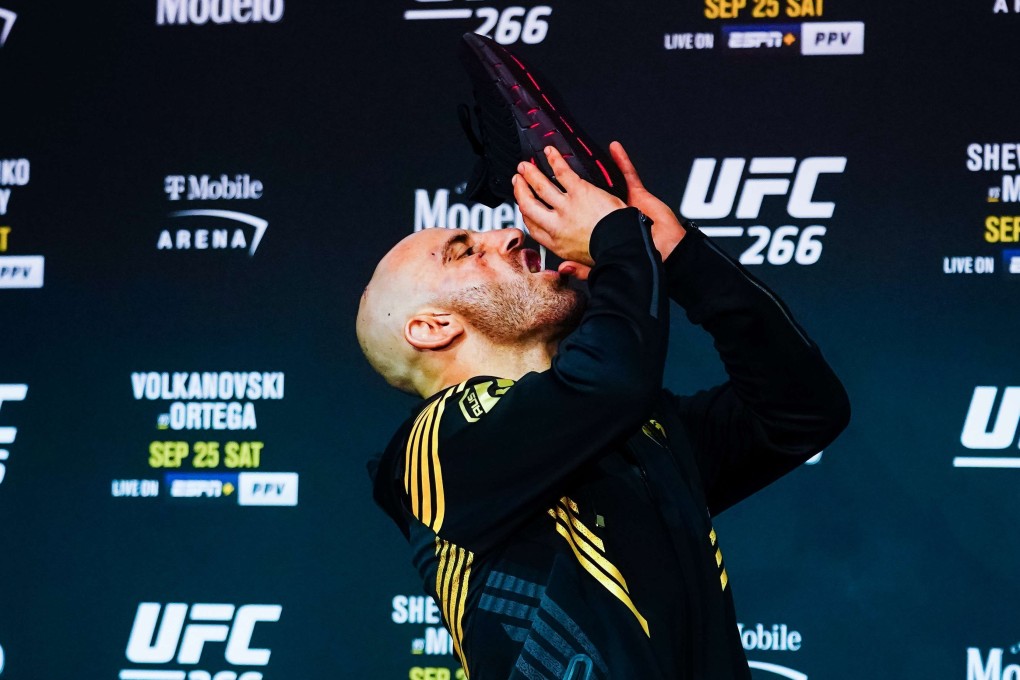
[559,116,575,134]
[529,122,542,129]
[577,138,593,157]
[543,130,556,138]
[527,108,539,115]
[542,94,557,111]
[511,55,526,70]
[595,160,613,187]
[526,73,541,91]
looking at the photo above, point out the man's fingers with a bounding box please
[609,141,646,193]
[518,161,565,208]
[512,174,555,237]
[557,260,591,281]
[544,146,581,189]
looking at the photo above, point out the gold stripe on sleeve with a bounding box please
[404,386,459,526]
[439,540,456,624]
[455,551,474,652]
[409,403,437,518]
[417,403,439,525]
[407,383,490,532]
[429,390,450,532]
[447,548,466,635]
[404,407,429,497]
[434,538,474,675]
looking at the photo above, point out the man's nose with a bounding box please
[495,228,524,253]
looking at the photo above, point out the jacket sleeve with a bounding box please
[399,207,669,553]
[661,226,850,516]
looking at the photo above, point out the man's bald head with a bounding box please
[356,229,448,393]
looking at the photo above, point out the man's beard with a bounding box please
[440,271,586,345]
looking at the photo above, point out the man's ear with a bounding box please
[405,312,464,350]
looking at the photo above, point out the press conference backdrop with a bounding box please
[1,1,1018,678]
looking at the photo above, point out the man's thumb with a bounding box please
[558,261,591,281]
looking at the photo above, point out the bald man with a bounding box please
[362,144,849,679]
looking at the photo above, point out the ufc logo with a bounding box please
[680,157,847,220]
[961,387,1020,450]
[125,603,281,666]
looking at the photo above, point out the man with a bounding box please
[359,143,849,679]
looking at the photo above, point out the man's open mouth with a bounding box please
[522,249,542,274]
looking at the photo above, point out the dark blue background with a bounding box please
[1,1,1017,678]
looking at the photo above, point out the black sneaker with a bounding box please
[459,32,628,208]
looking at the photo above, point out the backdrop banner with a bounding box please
[1,1,1018,679]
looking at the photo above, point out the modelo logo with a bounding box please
[413,189,526,233]
[962,387,1020,449]
[967,647,1020,680]
[157,0,284,26]
[123,602,281,680]
[681,157,845,220]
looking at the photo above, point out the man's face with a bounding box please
[418,227,584,344]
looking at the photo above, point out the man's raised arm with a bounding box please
[605,142,850,515]
[662,225,850,515]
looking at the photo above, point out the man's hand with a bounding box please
[513,146,627,267]
[610,141,686,259]
[552,142,688,280]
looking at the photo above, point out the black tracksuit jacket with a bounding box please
[369,207,850,679]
